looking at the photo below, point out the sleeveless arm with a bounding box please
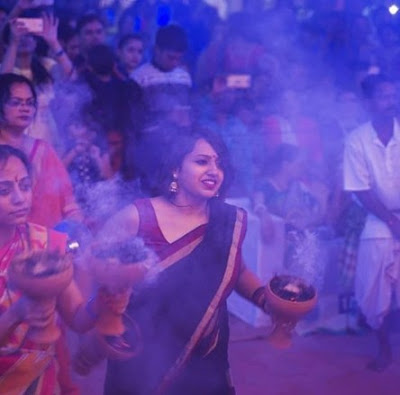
[57,279,96,333]
[235,262,264,299]
[233,207,266,309]
[96,203,140,244]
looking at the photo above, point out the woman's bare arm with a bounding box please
[234,259,267,311]
[57,279,96,333]
[38,13,75,79]
[96,203,140,244]
[0,19,27,74]
[58,204,141,332]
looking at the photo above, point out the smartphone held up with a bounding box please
[16,17,43,34]
[226,74,252,89]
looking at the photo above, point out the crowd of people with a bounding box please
[0,0,400,393]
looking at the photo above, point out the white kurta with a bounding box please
[343,119,400,328]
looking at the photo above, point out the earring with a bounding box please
[169,174,178,193]
[215,191,220,198]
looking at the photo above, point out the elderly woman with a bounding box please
[0,145,95,394]
[94,129,269,395]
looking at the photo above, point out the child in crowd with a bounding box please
[105,129,124,176]
[63,120,111,212]
[117,34,144,78]
[81,129,142,233]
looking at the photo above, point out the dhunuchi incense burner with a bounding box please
[265,274,317,349]
[9,251,73,344]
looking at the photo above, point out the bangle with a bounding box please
[251,286,266,308]
[54,49,65,58]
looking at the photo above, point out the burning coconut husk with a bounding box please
[265,274,317,349]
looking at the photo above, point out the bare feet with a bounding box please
[366,350,392,372]
[368,320,392,372]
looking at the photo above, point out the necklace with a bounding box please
[167,198,210,221]
[169,198,192,208]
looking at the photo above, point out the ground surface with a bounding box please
[71,315,400,394]
[229,315,400,395]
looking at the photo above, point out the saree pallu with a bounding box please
[28,139,82,228]
[105,200,246,395]
[0,223,67,395]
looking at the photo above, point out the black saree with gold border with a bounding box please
[104,199,246,395]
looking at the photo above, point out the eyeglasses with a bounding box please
[6,98,37,108]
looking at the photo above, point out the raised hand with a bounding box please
[37,12,58,47]
[12,296,56,328]
[9,18,29,43]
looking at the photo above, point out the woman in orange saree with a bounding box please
[0,145,97,394]
[0,72,83,393]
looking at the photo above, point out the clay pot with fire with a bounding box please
[265,274,317,349]
[74,239,154,374]
[8,251,73,344]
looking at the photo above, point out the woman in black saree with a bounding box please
[97,129,269,394]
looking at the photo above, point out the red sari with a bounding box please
[27,140,81,394]
[27,139,82,228]
[0,223,67,394]
[105,198,247,395]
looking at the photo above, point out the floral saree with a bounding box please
[0,223,67,395]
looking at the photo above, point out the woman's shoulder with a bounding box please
[133,197,152,209]
[28,138,53,157]
[97,203,140,243]
[28,138,65,170]
[211,201,247,240]
[213,199,247,219]
[114,202,140,224]
[23,137,43,163]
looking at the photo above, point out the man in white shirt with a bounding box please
[343,74,400,371]
[131,24,192,131]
